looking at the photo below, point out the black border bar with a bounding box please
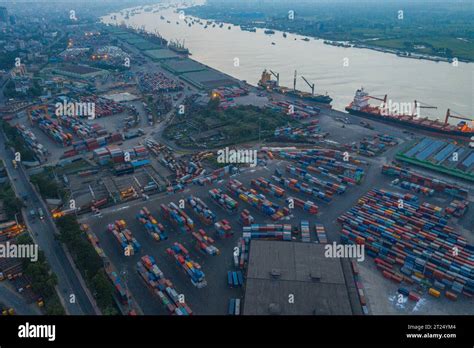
[0,315,472,346]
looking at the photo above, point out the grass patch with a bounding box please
[164,104,297,149]
[56,215,119,315]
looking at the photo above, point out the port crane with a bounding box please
[301,76,315,95]
[413,100,437,118]
[269,70,279,86]
[445,109,473,130]
[293,70,297,91]
[367,94,388,104]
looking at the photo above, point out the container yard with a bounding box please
[33,16,468,319]
[300,220,310,242]
[243,223,292,241]
[192,229,220,255]
[137,71,184,93]
[77,138,472,315]
[382,164,469,199]
[187,195,217,225]
[208,188,238,213]
[250,177,285,198]
[161,202,194,234]
[136,207,168,241]
[136,255,192,315]
[274,121,327,143]
[338,189,474,307]
[214,219,233,239]
[227,179,290,220]
[15,124,48,161]
[166,242,207,288]
[107,220,141,255]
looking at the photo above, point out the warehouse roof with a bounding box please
[181,70,237,90]
[144,49,179,60]
[56,64,101,75]
[243,240,354,315]
[162,59,206,74]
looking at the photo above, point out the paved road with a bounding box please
[0,282,42,315]
[0,131,96,315]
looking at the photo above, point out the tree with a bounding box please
[207,96,220,110]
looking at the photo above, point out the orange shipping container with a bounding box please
[428,288,440,298]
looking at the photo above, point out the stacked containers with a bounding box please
[214,219,233,239]
[227,271,244,287]
[445,200,469,218]
[278,149,366,184]
[286,196,318,215]
[315,224,327,244]
[160,202,194,234]
[239,209,254,226]
[187,195,217,225]
[242,224,292,241]
[192,229,220,255]
[286,165,347,194]
[208,188,238,213]
[400,181,435,196]
[136,207,168,241]
[338,189,474,299]
[166,243,207,288]
[107,220,141,255]
[227,179,289,220]
[136,255,192,315]
[381,164,468,199]
[250,177,285,197]
[193,165,236,186]
[110,271,128,303]
[301,220,310,243]
[272,175,332,203]
[234,238,249,269]
[109,145,124,164]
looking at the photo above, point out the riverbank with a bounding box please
[183,1,474,63]
[101,4,473,118]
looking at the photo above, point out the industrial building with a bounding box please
[53,65,108,80]
[181,69,238,90]
[243,240,357,315]
[144,48,180,61]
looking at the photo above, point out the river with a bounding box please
[101,2,473,123]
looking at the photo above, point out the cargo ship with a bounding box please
[258,69,332,106]
[345,88,473,139]
[168,39,189,55]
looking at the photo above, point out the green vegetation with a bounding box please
[30,167,66,200]
[0,183,24,220]
[0,120,36,162]
[4,79,43,99]
[0,50,23,71]
[56,215,119,315]
[17,234,65,315]
[164,104,296,148]
[186,0,474,61]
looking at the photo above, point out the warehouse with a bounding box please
[180,69,238,90]
[243,240,356,315]
[144,48,179,61]
[162,59,207,74]
[53,64,107,80]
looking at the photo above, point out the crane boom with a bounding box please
[445,109,473,125]
[293,70,297,91]
[368,95,387,103]
[269,70,280,86]
[301,76,315,95]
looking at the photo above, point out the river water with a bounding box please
[102,3,473,122]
